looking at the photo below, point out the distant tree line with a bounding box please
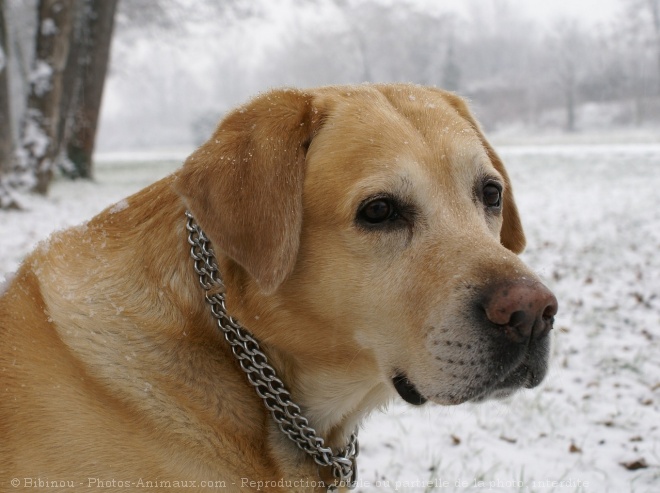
[257,0,660,134]
[2,0,659,209]
[122,0,660,149]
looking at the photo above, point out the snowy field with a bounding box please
[1,144,659,492]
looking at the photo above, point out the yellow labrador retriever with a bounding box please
[0,84,557,492]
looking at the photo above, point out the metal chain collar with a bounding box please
[185,211,359,492]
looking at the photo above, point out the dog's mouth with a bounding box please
[392,372,427,406]
[392,342,549,406]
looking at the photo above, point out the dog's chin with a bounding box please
[469,361,548,403]
[394,357,548,406]
[469,386,519,403]
[392,371,528,407]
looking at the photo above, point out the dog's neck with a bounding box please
[267,343,392,441]
[210,253,393,451]
[220,266,393,426]
[187,215,386,477]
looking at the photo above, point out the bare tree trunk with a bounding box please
[634,96,644,126]
[649,0,660,94]
[0,0,19,209]
[565,80,576,133]
[0,0,12,171]
[551,22,582,133]
[557,55,578,133]
[55,1,87,170]
[20,0,75,195]
[441,41,461,91]
[64,0,118,179]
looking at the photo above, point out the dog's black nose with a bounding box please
[482,280,558,343]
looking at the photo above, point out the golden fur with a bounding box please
[1,84,553,492]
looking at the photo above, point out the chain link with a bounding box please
[185,211,358,491]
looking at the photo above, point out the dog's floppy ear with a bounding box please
[443,92,526,254]
[174,89,323,293]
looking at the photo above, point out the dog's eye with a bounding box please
[359,198,397,224]
[482,184,502,209]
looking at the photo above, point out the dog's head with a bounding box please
[175,84,557,409]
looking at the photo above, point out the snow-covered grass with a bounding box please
[1,145,659,492]
[0,156,183,275]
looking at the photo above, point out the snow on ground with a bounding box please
[1,145,659,492]
[0,157,184,277]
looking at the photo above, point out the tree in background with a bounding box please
[63,0,118,179]
[441,41,461,92]
[617,0,660,123]
[0,0,10,169]
[648,0,660,94]
[0,0,117,208]
[547,21,592,133]
[0,0,18,209]
[18,0,76,195]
